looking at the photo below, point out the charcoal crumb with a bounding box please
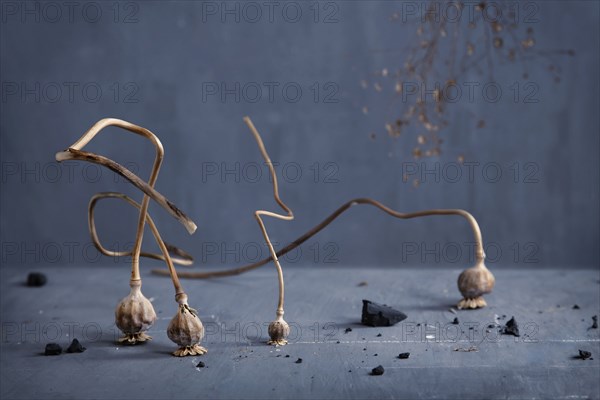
[276,355,281,357]
[452,318,459,325]
[44,343,62,356]
[398,352,410,359]
[357,281,368,287]
[487,324,495,329]
[579,350,592,360]
[196,361,205,368]
[336,340,340,344]
[295,358,303,364]
[374,353,378,356]
[501,317,520,337]
[66,339,85,353]
[590,315,598,329]
[27,273,47,287]
[285,355,290,358]
[363,348,367,351]
[376,333,382,337]
[371,365,385,376]
[345,328,352,333]
[348,370,352,373]
[573,304,580,310]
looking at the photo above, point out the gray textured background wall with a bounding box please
[1,1,598,270]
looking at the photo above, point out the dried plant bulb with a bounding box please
[115,281,157,344]
[457,262,495,309]
[167,294,206,357]
[268,312,290,346]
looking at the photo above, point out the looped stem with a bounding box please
[88,192,193,266]
[55,118,197,284]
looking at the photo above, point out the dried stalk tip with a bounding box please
[267,318,290,346]
[167,303,206,357]
[457,262,495,309]
[115,283,157,344]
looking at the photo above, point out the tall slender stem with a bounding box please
[243,116,294,316]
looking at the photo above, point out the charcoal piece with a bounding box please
[398,352,410,359]
[371,365,385,376]
[344,328,352,334]
[295,358,303,364]
[579,350,592,360]
[27,273,47,287]
[66,339,86,353]
[590,315,598,329]
[361,300,407,327]
[376,333,382,337]
[285,355,290,358]
[572,304,580,310]
[196,361,205,368]
[452,318,459,325]
[501,317,520,337]
[44,343,62,356]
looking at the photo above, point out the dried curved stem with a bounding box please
[55,118,193,283]
[58,148,196,235]
[152,198,485,279]
[244,116,294,316]
[89,192,186,294]
[88,192,193,266]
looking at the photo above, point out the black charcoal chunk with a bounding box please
[501,317,520,337]
[398,352,410,359]
[361,300,407,327]
[196,361,205,368]
[27,273,47,287]
[579,350,592,360]
[44,343,62,356]
[572,304,580,310]
[66,338,86,353]
[295,358,303,364]
[371,365,385,376]
[591,315,598,329]
[452,317,459,325]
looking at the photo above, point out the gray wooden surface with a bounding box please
[1,264,599,399]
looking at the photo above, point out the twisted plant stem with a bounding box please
[56,118,197,287]
[89,192,187,295]
[152,198,485,279]
[244,116,294,317]
[88,192,193,267]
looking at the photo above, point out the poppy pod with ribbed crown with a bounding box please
[115,282,157,344]
[457,262,495,309]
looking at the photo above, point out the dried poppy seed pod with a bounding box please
[115,281,157,344]
[268,311,290,346]
[167,293,207,357]
[457,262,495,309]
